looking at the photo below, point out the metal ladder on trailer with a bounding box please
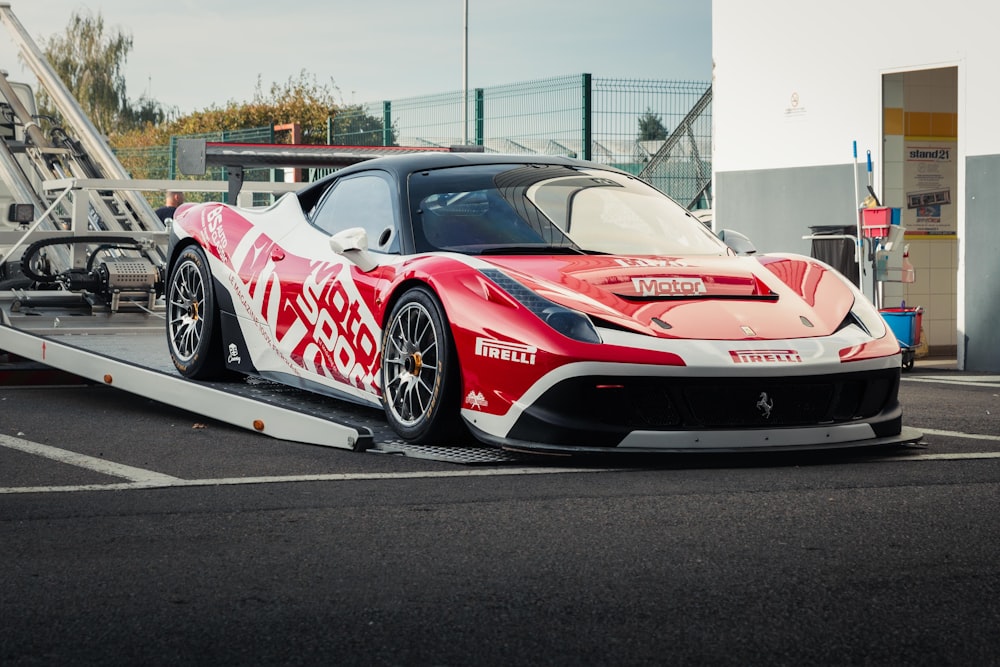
[0,3,375,453]
[0,4,518,460]
[0,2,166,307]
[0,3,162,237]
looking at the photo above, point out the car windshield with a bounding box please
[408,163,728,256]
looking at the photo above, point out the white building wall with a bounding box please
[712,0,1000,370]
[713,0,998,174]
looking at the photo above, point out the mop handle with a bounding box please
[852,142,864,289]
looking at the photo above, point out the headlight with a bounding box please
[480,269,602,344]
[539,305,601,343]
[828,266,887,338]
[850,295,888,338]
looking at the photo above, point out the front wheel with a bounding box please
[380,287,464,444]
[166,245,226,379]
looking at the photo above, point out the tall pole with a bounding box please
[463,0,469,145]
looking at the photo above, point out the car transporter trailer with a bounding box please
[0,3,519,464]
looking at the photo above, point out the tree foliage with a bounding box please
[37,11,395,179]
[333,103,396,147]
[38,9,170,135]
[112,71,395,152]
[637,108,669,141]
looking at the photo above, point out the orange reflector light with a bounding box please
[252,419,265,432]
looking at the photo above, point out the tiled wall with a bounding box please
[881,238,957,352]
[881,68,958,355]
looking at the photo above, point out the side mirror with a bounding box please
[329,227,379,272]
[717,228,756,255]
[329,227,368,253]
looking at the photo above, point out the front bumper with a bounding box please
[472,425,925,455]
[470,367,917,453]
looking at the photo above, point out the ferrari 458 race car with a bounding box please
[165,152,922,454]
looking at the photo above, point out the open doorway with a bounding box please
[881,66,958,359]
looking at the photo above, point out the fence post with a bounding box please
[581,73,592,161]
[383,101,392,147]
[168,135,177,179]
[475,88,484,146]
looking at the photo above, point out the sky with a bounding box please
[0,0,711,116]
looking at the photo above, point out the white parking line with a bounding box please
[918,427,1000,442]
[0,433,180,485]
[903,375,1000,388]
[1,430,998,495]
[0,464,604,494]
[904,452,1000,460]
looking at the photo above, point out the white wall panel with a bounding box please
[712,0,1000,172]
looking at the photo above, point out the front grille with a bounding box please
[528,377,682,430]
[685,382,834,426]
[511,369,900,446]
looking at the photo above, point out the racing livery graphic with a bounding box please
[166,152,921,453]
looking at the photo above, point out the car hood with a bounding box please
[481,254,858,340]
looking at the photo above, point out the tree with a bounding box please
[123,70,394,149]
[637,108,668,141]
[111,71,395,187]
[39,9,170,136]
[128,95,168,128]
[39,11,385,148]
[331,103,397,146]
[164,70,394,145]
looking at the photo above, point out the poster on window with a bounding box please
[903,140,956,235]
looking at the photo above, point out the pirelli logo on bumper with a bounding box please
[730,349,803,364]
[475,337,537,365]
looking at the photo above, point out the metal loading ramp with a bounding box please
[0,302,371,451]
[0,297,530,464]
[0,2,532,464]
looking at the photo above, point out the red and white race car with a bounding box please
[165,152,921,453]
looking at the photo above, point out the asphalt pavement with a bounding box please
[1,357,998,666]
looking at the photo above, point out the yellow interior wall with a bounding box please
[881,67,957,355]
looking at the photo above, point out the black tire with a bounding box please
[380,286,465,444]
[166,245,227,379]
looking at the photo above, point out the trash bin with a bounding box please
[880,306,923,348]
[808,225,858,286]
[880,305,923,370]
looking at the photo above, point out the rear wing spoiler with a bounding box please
[177,139,483,201]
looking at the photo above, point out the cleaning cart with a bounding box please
[861,206,921,370]
[806,147,923,371]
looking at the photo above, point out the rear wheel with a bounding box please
[166,245,226,379]
[380,287,464,444]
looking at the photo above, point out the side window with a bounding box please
[310,173,397,252]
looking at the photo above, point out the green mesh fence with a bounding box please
[114,76,712,209]
[593,79,712,209]
[114,145,171,181]
[330,75,712,208]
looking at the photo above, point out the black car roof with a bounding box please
[296,151,631,205]
[339,150,618,177]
